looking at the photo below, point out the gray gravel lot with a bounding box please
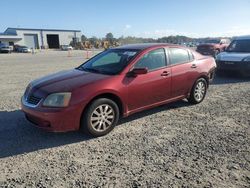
[0,51,250,187]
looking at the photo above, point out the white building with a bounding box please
[0,28,81,49]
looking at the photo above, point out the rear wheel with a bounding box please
[188,78,207,104]
[81,98,119,137]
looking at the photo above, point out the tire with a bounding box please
[81,98,119,137]
[188,78,207,104]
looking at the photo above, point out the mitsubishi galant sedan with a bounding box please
[21,43,216,137]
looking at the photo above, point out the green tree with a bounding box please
[81,34,87,42]
[88,36,98,45]
[106,32,115,43]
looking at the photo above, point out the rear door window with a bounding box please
[168,48,190,65]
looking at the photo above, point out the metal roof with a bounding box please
[0,34,22,40]
[5,27,81,33]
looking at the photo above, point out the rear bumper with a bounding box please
[197,49,215,56]
[21,96,85,132]
[209,69,216,83]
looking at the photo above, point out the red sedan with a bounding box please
[21,43,216,137]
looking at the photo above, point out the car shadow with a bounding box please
[118,100,190,125]
[212,74,250,85]
[0,110,92,158]
[0,100,189,158]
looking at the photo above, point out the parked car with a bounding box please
[186,42,197,48]
[0,43,11,53]
[216,36,250,76]
[61,45,73,51]
[16,45,31,53]
[21,43,216,137]
[196,39,230,57]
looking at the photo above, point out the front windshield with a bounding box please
[227,39,250,53]
[78,49,139,75]
[205,40,220,44]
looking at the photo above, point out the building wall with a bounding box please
[41,30,81,48]
[10,29,81,49]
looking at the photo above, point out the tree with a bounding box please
[88,36,98,45]
[105,32,115,44]
[81,34,87,42]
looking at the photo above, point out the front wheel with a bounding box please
[188,78,207,104]
[81,98,119,137]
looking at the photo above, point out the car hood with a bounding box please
[217,52,250,61]
[30,69,111,94]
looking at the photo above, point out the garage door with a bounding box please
[47,34,60,49]
[24,34,39,49]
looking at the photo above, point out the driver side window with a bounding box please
[134,48,167,71]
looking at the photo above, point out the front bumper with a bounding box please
[21,96,85,132]
[216,60,250,73]
[0,49,11,53]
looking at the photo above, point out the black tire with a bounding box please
[81,98,119,137]
[188,78,207,104]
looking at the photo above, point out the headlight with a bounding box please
[242,56,250,62]
[43,92,71,107]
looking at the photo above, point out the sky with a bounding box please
[1,0,250,38]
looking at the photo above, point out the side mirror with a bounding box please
[127,67,148,77]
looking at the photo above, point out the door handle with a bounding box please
[161,71,170,76]
[191,64,197,68]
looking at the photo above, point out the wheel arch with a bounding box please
[198,75,209,86]
[187,76,209,104]
[80,92,125,123]
[188,74,209,97]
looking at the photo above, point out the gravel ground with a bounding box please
[0,51,250,188]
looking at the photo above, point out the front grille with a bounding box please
[217,61,237,66]
[27,95,41,105]
[216,61,248,71]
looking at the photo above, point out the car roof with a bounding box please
[114,43,177,50]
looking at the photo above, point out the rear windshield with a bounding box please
[227,39,250,53]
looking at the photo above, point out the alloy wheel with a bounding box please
[194,81,206,102]
[90,104,115,132]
